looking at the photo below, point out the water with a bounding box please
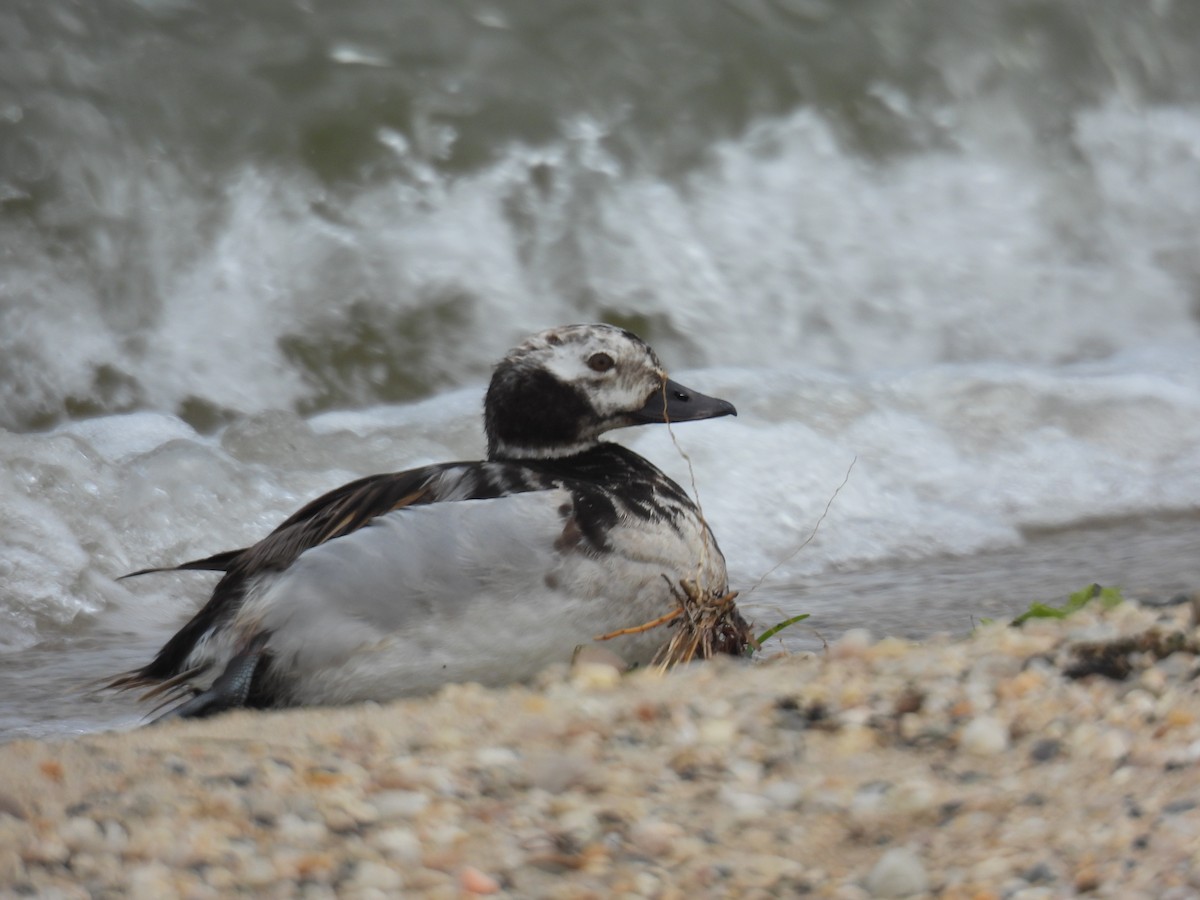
[3,0,1200,740]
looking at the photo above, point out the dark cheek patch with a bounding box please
[488,367,594,454]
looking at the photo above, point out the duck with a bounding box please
[109,324,738,719]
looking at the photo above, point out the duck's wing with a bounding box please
[120,467,459,580]
[109,461,490,693]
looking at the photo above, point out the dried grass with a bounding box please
[595,576,754,670]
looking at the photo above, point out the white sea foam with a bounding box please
[5,104,1199,429]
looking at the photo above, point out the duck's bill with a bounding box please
[629,378,737,424]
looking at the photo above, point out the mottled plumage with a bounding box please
[109,324,736,718]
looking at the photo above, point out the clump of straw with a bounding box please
[596,576,754,670]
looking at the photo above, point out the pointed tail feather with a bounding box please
[118,548,245,580]
[95,663,206,697]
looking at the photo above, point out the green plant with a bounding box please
[1011,583,1125,626]
[754,614,810,648]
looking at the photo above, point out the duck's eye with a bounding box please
[587,352,615,373]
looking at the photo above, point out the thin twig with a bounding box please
[743,456,857,597]
[660,377,713,584]
[594,607,683,641]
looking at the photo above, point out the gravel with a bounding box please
[2,599,1198,898]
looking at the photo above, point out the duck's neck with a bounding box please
[486,436,602,461]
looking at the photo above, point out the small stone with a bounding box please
[865,846,929,897]
[526,752,591,793]
[1022,861,1058,883]
[372,789,431,820]
[1095,729,1132,761]
[475,746,520,767]
[699,718,737,745]
[1029,738,1062,762]
[276,814,330,847]
[725,853,807,890]
[835,725,878,754]
[373,827,422,863]
[556,807,600,844]
[0,846,25,884]
[886,779,937,816]
[345,860,403,892]
[239,856,279,888]
[718,785,773,818]
[1139,666,1167,694]
[571,662,622,690]
[460,866,501,894]
[831,629,874,659]
[1073,863,1102,892]
[763,780,804,809]
[849,782,890,827]
[128,861,175,900]
[960,716,1010,755]
[571,644,631,672]
[22,833,69,865]
[629,819,684,857]
[0,793,27,820]
[59,816,104,852]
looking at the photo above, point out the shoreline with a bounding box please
[2,600,1198,897]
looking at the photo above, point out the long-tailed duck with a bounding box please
[110,324,737,718]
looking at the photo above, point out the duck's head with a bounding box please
[484,324,737,460]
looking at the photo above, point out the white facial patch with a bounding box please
[523,325,666,420]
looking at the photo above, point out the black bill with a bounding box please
[629,378,737,424]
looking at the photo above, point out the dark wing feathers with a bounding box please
[120,467,453,582]
[118,549,245,579]
[233,467,447,575]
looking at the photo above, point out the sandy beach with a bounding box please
[2,599,1198,899]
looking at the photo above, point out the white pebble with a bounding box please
[763,780,804,809]
[887,779,937,816]
[59,816,104,852]
[373,826,422,863]
[1095,728,1132,760]
[275,813,329,847]
[571,662,621,690]
[128,861,175,900]
[629,819,683,856]
[719,785,773,818]
[699,718,737,745]
[345,860,403,892]
[372,790,430,819]
[832,628,875,659]
[865,846,930,897]
[960,715,1010,755]
[475,746,520,767]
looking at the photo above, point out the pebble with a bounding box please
[960,715,1010,755]
[629,819,684,856]
[570,661,622,690]
[460,866,501,894]
[0,600,1196,897]
[373,826,422,863]
[865,846,929,897]
[344,860,403,892]
[372,789,430,819]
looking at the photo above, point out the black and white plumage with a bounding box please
[110,324,737,718]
